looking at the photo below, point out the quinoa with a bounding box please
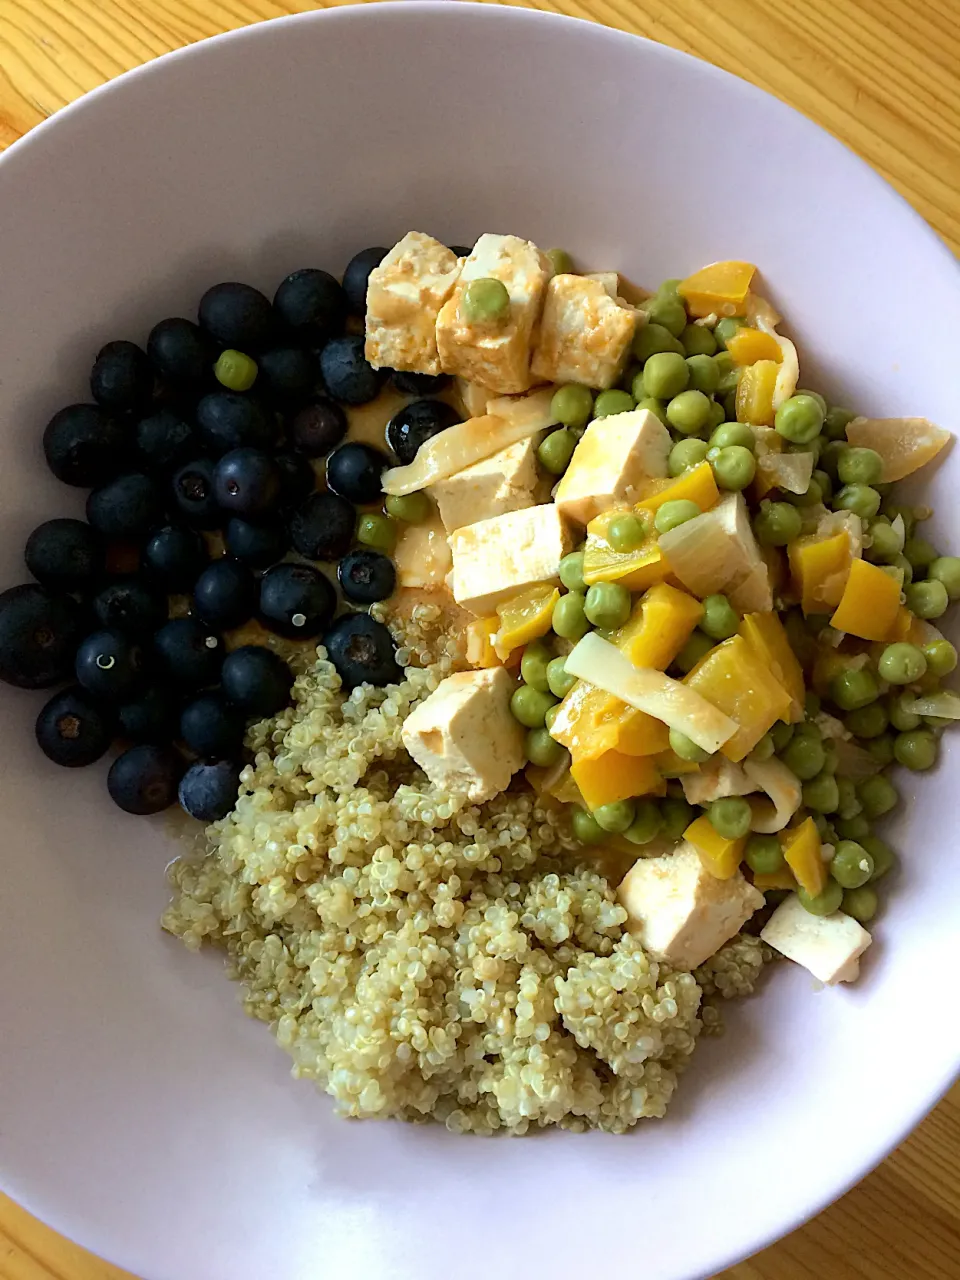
[163,612,768,1134]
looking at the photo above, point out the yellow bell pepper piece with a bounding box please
[550,681,668,763]
[829,558,902,642]
[636,461,720,516]
[465,617,501,668]
[685,634,792,761]
[493,583,559,659]
[684,814,747,879]
[571,750,661,810]
[751,868,798,891]
[613,582,704,669]
[583,512,670,590]
[735,359,779,426]
[788,530,856,614]
[781,818,826,897]
[739,611,805,722]
[725,326,783,367]
[678,260,757,319]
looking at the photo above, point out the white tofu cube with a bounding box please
[436,233,551,394]
[430,436,540,533]
[553,408,671,526]
[618,843,763,970]
[365,232,462,375]
[658,492,772,610]
[401,667,525,803]
[760,894,872,984]
[449,504,575,615]
[531,273,637,389]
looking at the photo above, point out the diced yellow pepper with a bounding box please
[613,583,704,669]
[788,530,855,614]
[635,461,720,516]
[752,868,798,891]
[571,750,661,810]
[830,557,902,641]
[616,712,671,758]
[735,359,779,426]
[725,326,783,367]
[551,771,584,805]
[750,425,785,500]
[685,634,792,761]
[678,260,757,319]
[739,611,805,722]
[465,617,501,668]
[781,818,826,897]
[655,748,702,777]
[684,814,747,879]
[583,512,671,590]
[550,681,668,763]
[493,583,559,659]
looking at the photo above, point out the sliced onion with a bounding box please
[743,757,802,833]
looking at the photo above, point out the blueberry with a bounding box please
[391,370,451,396]
[386,399,461,465]
[326,442,388,504]
[153,617,222,689]
[257,346,319,406]
[274,269,347,344]
[0,584,84,689]
[178,758,241,822]
[147,317,214,388]
[143,524,208,590]
[172,458,220,527]
[196,392,274,456]
[136,409,199,472]
[259,563,336,638]
[193,557,257,630]
[43,404,127,487]
[213,448,281,518]
[287,398,348,457]
[86,472,164,539]
[75,628,146,700]
[180,693,246,758]
[274,451,317,508]
[199,281,278,351]
[119,686,180,743]
[341,247,387,316]
[108,743,183,815]
[90,340,154,414]
[338,550,397,605]
[289,492,355,561]
[320,335,386,406]
[224,517,287,568]
[324,612,400,690]
[221,646,293,717]
[36,687,114,768]
[93,577,168,635]
[25,519,104,592]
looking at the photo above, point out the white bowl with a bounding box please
[1,5,958,1279]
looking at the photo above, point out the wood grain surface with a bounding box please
[0,2,958,1278]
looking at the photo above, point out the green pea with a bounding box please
[547,248,574,275]
[812,812,837,843]
[924,714,953,730]
[544,704,560,733]
[770,720,795,752]
[669,438,710,476]
[922,638,957,678]
[903,535,938,570]
[865,518,901,563]
[520,639,552,692]
[214,349,258,392]
[708,399,726,431]
[550,383,594,429]
[673,629,714,674]
[749,732,775,762]
[571,806,605,844]
[385,491,430,524]
[644,294,687,338]
[685,353,720,395]
[836,780,861,824]
[887,692,921,732]
[845,701,888,739]
[796,389,828,418]
[709,421,754,451]
[698,593,738,641]
[797,880,844,917]
[807,691,824,719]
[745,834,785,875]
[643,352,689,400]
[357,512,397,552]
[864,733,896,767]
[713,317,744,349]
[584,581,631,629]
[538,428,577,476]
[510,685,556,729]
[526,728,565,768]
[593,389,635,419]
[894,728,938,771]
[624,800,663,845]
[862,834,896,881]
[708,795,752,840]
[633,322,684,362]
[842,885,878,922]
[713,350,741,396]
[904,578,949,620]
[835,813,870,842]
[559,551,586,593]
[783,478,824,509]
[594,799,637,833]
[462,277,510,325]
[722,389,739,420]
[635,396,670,426]
[655,499,701,534]
[877,642,926,686]
[712,444,756,492]
[774,394,824,445]
[803,772,840,813]
[893,554,914,585]
[821,742,840,775]
[661,796,694,841]
[630,369,648,402]
[881,500,916,537]
[753,500,802,547]
[682,324,717,357]
[666,389,712,435]
[830,840,874,889]
[928,555,960,601]
[829,667,880,711]
[607,513,647,553]
[813,469,833,503]
[668,727,710,763]
[780,727,826,780]
[552,591,589,641]
[836,447,883,487]
[823,406,856,440]
[834,483,881,520]
[857,773,899,818]
[546,656,576,700]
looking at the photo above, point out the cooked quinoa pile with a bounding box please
[164,607,767,1134]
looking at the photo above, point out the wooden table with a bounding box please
[0,2,958,1278]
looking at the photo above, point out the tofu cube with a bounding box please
[531,273,637,389]
[449,504,574,615]
[430,437,540,533]
[760,894,872,984]
[365,232,462,375]
[554,408,671,526]
[436,234,551,394]
[401,667,525,803]
[618,843,764,970]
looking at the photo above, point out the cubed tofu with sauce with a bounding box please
[531,273,637,389]
[760,893,872,984]
[401,667,525,803]
[618,843,764,970]
[431,436,540,533]
[554,408,671,526]
[365,232,462,375]
[449,503,574,615]
[436,234,551,394]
